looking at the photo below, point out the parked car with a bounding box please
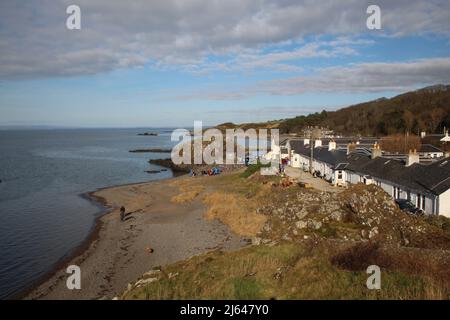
[395,199,424,215]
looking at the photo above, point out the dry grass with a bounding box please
[203,191,267,237]
[123,241,447,300]
[171,190,201,203]
[124,170,450,300]
[331,241,450,298]
[170,181,205,204]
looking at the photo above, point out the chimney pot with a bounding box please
[406,152,420,166]
[371,143,382,159]
[314,139,322,148]
[328,140,336,151]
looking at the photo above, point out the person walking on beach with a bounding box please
[120,206,126,222]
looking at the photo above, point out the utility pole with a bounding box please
[309,133,314,174]
[309,127,322,174]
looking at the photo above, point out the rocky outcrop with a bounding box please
[137,132,158,136]
[149,158,191,175]
[255,184,450,250]
[129,148,171,153]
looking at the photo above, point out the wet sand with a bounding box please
[26,177,246,300]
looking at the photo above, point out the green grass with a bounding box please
[240,162,271,178]
[233,277,262,299]
[123,242,447,300]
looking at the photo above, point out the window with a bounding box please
[393,186,401,199]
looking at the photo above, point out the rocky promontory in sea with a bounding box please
[149,158,191,176]
[129,148,171,153]
[137,132,158,136]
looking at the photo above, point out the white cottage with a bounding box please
[287,138,450,217]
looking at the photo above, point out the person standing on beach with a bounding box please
[120,206,126,221]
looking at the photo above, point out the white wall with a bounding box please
[424,195,435,215]
[290,153,449,217]
[438,189,450,217]
[291,154,301,168]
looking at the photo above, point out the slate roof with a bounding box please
[346,155,450,196]
[289,140,351,167]
[288,139,450,196]
[419,144,444,153]
[287,137,379,148]
[408,159,450,195]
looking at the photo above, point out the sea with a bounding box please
[0,128,178,299]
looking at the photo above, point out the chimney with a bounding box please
[420,131,426,138]
[303,138,310,145]
[406,149,420,166]
[346,143,356,155]
[314,139,322,148]
[328,140,336,151]
[371,143,382,159]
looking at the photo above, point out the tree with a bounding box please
[380,133,421,154]
[429,108,446,133]
[403,110,415,133]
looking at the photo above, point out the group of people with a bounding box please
[190,166,221,177]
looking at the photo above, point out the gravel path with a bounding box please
[285,166,342,193]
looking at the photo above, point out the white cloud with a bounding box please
[172,57,450,100]
[263,57,450,94]
[0,0,449,79]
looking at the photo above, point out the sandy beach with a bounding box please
[26,176,246,300]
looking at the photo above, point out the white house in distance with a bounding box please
[418,144,445,158]
[283,138,450,217]
[441,131,450,143]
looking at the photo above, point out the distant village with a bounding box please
[268,127,450,217]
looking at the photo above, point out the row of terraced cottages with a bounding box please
[284,139,450,217]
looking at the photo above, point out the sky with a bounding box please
[0,0,450,127]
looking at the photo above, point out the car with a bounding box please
[395,199,424,215]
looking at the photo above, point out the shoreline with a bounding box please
[23,172,244,300]
[16,175,176,300]
[14,191,110,299]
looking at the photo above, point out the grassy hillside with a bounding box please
[121,169,450,300]
[322,85,450,136]
[122,241,447,300]
[216,85,450,136]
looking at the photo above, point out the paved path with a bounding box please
[285,166,342,193]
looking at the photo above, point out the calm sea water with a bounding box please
[0,128,176,299]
